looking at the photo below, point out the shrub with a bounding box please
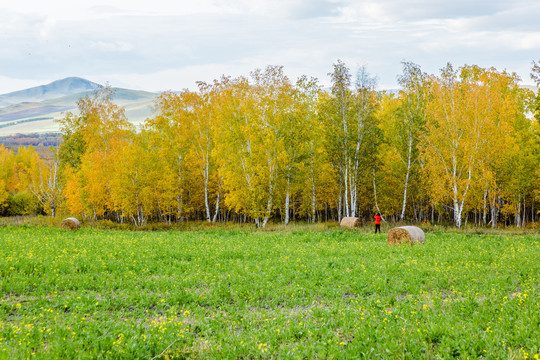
[6,192,39,216]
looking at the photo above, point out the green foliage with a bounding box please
[1,227,540,358]
[5,192,38,216]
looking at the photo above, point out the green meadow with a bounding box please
[1,226,540,359]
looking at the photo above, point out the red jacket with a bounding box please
[374,215,381,225]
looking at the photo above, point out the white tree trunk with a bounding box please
[309,141,317,223]
[338,168,343,221]
[176,154,184,220]
[262,192,273,229]
[516,195,522,227]
[349,160,357,217]
[212,177,222,223]
[203,156,211,222]
[261,156,275,229]
[491,197,498,228]
[284,191,290,225]
[29,158,62,217]
[482,190,488,225]
[453,199,463,228]
[311,180,316,223]
[284,176,291,225]
[372,167,385,221]
[344,161,350,217]
[400,136,413,221]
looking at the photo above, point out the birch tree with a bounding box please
[323,60,379,219]
[214,73,276,227]
[29,151,63,217]
[145,91,195,221]
[326,60,352,220]
[247,66,292,227]
[531,60,540,123]
[395,61,429,221]
[375,92,408,218]
[352,66,379,217]
[296,75,326,222]
[423,64,519,227]
[59,87,134,219]
[192,82,222,222]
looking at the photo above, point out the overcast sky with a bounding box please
[1,0,539,94]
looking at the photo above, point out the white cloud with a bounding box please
[0,0,539,94]
[90,41,134,52]
[0,75,47,94]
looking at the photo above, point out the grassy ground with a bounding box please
[1,226,540,359]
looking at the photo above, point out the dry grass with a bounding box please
[61,217,80,231]
[340,217,362,228]
[387,226,425,245]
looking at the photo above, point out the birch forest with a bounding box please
[2,60,540,228]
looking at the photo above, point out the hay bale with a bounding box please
[387,226,425,245]
[340,217,362,228]
[61,217,81,231]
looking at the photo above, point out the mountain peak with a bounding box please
[46,77,101,90]
[0,77,102,107]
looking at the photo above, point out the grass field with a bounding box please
[1,226,540,359]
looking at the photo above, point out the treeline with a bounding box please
[0,133,60,152]
[0,145,57,217]
[1,60,540,228]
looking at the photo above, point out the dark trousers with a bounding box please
[375,224,381,233]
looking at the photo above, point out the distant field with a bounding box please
[1,227,539,359]
[0,88,156,136]
[0,105,72,123]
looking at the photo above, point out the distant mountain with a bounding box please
[0,77,101,107]
[0,78,157,136]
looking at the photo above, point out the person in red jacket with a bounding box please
[374,213,382,233]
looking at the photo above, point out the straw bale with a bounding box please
[387,226,425,245]
[340,217,362,228]
[61,217,81,231]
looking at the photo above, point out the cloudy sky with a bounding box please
[1,0,539,94]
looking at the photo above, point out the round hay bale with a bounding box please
[340,217,362,228]
[61,217,81,231]
[387,226,425,245]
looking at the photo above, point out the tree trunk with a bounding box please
[372,167,385,221]
[284,187,290,225]
[338,174,343,222]
[453,199,463,228]
[212,177,223,223]
[311,181,316,223]
[261,157,275,229]
[516,195,521,227]
[204,177,211,222]
[212,192,221,223]
[262,192,273,228]
[309,142,317,223]
[482,190,488,225]
[490,196,499,228]
[400,136,413,221]
[349,169,357,217]
[203,156,211,222]
[344,163,350,217]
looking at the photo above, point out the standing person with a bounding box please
[374,213,382,233]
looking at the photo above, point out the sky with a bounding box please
[1,0,539,94]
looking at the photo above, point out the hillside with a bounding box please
[0,77,100,107]
[0,78,157,136]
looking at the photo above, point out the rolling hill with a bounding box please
[0,78,157,136]
[0,77,101,107]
